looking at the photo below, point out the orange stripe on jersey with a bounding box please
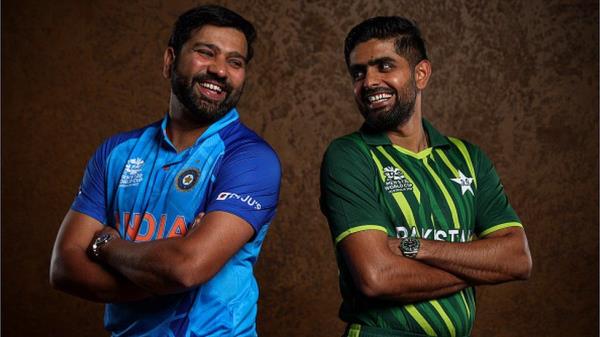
[167,215,187,238]
[125,212,143,240]
[135,213,157,242]
[156,214,167,238]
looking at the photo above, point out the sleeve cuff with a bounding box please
[70,205,106,225]
[205,206,268,234]
[478,222,523,237]
[335,225,389,244]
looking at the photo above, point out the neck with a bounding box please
[167,93,209,152]
[385,95,428,153]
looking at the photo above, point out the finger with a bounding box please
[191,213,205,229]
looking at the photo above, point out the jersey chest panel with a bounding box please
[105,133,225,242]
[372,146,477,243]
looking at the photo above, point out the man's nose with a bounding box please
[363,69,380,88]
[207,58,227,78]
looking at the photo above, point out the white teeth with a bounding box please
[199,82,223,93]
[367,93,392,103]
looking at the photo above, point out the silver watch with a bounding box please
[399,237,420,258]
[91,233,114,258]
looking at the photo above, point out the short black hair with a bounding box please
[344,16,428,68]
[168,5,257,62]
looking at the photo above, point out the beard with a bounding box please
[359,76,417,132]
[170,66,243,125]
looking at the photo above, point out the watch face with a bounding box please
[401,237,419,253]
[95,233,110,247]
[96,233,111,244]
[92,233,113,257]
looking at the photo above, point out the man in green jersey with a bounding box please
[320,16,532,337]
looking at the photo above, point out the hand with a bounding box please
[189,212,205,233]
[387,237,402,256]
[92,225,120,240]
[87,226,120,260]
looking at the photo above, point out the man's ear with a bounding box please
[163,47,176,79]
[414,59,432,90]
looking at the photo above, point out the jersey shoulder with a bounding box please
[219,121,281,167]
[323,132,372,166]
[445,135,488,161]
[96,120,161,162]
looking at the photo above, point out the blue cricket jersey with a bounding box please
[71,109,281,337]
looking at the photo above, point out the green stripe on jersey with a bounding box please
[405,305,436,336]
[430,300,456,337]
[422,157,461,229]
[459,291,471,319]
[435,149,459,177]
[348,324,361,337]
[372,149,418,231]
[448,137,477,188]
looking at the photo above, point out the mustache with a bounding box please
[193,73,233,94]
[361,87,396,101]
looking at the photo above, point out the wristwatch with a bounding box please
[91,233,114,258]
[399,237,420,258]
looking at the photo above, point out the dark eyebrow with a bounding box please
[348,64,365,73]
[192,42,218,51]
[366,57,396,66]
[349,56,396,70]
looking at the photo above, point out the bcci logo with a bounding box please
[383,166,413,193]
[175,168,200,192]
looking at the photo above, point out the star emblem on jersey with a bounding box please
[451,170,474,196]
[175,168,200,192]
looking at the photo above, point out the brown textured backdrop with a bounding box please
[2,0,598,336]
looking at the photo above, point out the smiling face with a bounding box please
[167,24,248,125]
[348,38,418,131]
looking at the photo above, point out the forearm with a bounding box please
[93,211,254,295]
[98,237,203,295]
[407,229,532,284]
[50,246,151,303]
[365,257,470,303]
[341,232,469,304]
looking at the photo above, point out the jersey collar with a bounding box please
[160,108,240,150]
[360,118,450,148]
[423,119,450,148]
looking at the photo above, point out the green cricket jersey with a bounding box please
[320,119,522,337]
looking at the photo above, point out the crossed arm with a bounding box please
[404,227,532,285]
[50,210,254,302]
[91,211,253,295]
[340,227,531,303]
[49,210,150,302]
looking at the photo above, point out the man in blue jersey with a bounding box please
[50,5,281,336]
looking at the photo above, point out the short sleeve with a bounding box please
[71,142,109,224]
[320,137,392,244]
[205,141,281,233]
[473,146,522,237]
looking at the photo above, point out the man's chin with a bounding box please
[362,107,389,123]
[187,109,224,125]
[363,110,412,132]
[184,100,226,124]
